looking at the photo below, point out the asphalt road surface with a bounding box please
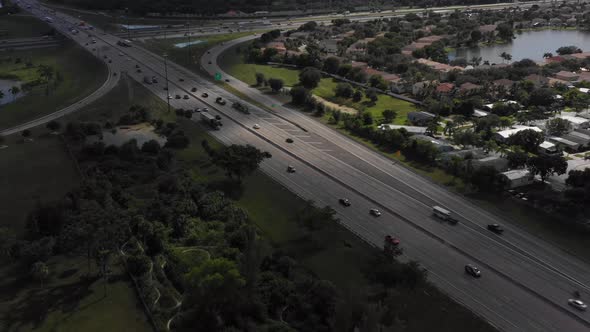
[13,1,590,331]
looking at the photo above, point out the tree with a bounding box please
[30,261,49,288]
[299,67,322,89]
[211,144,272,182]
[556,45,582,55]
[369,75,388,90]
[255,72,265,86]
[365,88,378,103]
[126,254,151,276]
[453,130,478,148]
[141,139,161,154]
[334,83,353,98]
[9,85,20,101]
[499,52,512,63]
[496,23,514,42]
[37,64,54,95]
[566,168,590,187]
[352,90,363,102]
[543,52,553,59]
[290,86,310,105]
[268,78,284,92]
[0,89,4,102]
[507,129,544,153]
[382,109,397,123]
[470,30,482,43]
[527,155,568,183]
[46,120,61,132]
[546,118,571,136]
[426,119,438,136]
[528,88,555,106]
[507,150,529,169]
[21,129,31,138]
[323,56,340,74]
[362,112,373,125]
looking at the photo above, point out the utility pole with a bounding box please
[125,7,131,41]
[164,53,171,113]
[187,19,192,66]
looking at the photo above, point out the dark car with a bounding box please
[208,61,212,64]
[487,224,504,234]
[183,95,189,99]
[135,64,140,68]
[287,166,296,173]
[179,78,184,82]
[339,198,351,207]
[202,93,208,98]
[175,94,181,99]
[191,87,197,92]
[465,264,481,278]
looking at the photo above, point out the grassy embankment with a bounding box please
[0,41,107,129]
[0,15,54,38]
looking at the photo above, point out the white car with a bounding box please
[568,299,587,311]
[253,124,260,129]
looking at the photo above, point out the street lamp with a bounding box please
[186,19,191,65]
[164,53,171,113]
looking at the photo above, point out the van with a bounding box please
[433,206,451,221]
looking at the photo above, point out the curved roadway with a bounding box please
[16,1,590,331]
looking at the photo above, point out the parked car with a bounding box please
[191,87,197,92]
[287,166,296,173]
[487,224,504,234]
[339,198,351,207]
[465,264,481,278]
[253,124,260,129]
[285,138,294,143]
[183,95,189,99]
[202,93,208,98]
[179,78,184,82]
[369,209,381,217]
[568,299,587,311]
[175,94,181,99]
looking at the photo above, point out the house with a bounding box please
[532,18,548,27]
[415,58,463,73]
[389,76,407,93]
[351,61,368,70]
[378,124,427,135]
[319,39,339,54]
[547,136,580,151]
[435,82,455,95]
[558,115,590,129]
[289,31,310,39]
[439,148,486,164]
[563,131,590,147]
[408,111,436,125]
[412,80,436,96]
[493,78,516,89]
[569,52,590,60]
[501,170,534,189]
[524,74,549,87]
[473,109,490,118]
[471,156,509,172]
[566,17,578,26]
[549,17,563,26]
[459,82,481,95]
[493,126,543,142]
[555,71,579,81]
[411,135,455,152]
[548,77,571,87]
[478,24,497,34]
[538,141,560,155]
[266,41,287,54]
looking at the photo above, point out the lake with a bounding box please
[449,30,590,64]
[0,79,26,106]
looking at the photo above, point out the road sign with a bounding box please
[214,72,222,80]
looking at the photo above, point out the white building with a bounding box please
[493,126,543,142]
[501,170,534,189]
[378,124,427,135]
[557,115,590,129]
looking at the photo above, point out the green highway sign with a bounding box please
[214,72,222,80]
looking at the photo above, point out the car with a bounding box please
[175,94,181,99]
[191,87,197,92]
[167,95,172,99]
[202,93,208,98]
[208,61,212,64]
[119,52,123,56]
[103,55,108,59]
[215,115,222,120]
[369,209,381,217]
[253,124,260,129]
[202,108,209,112]
[487,224,504,234]
[183,95,189,99]
[285,138,294,143]
[287,166,296,173]
[108,60,112,63]
[339,198,351,207]
[194,108,202,113]
[135,64,140,68]
[225,79,230,82]
[568,299,587,311]
[465,264,481,278]
[136,69,142,73]
[179,78,184,82]
[152,78,158,84]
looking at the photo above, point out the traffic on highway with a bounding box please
[13,0,590,331]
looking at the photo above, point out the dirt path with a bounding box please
[312,95,358,115]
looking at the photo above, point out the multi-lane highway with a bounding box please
[11,1,590,331]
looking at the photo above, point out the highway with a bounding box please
[13,1,590,331]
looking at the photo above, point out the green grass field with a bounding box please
[0,134,80,234]
[140,31,261,76]
[0,15,53,38]
[0,256,152,332]
[0,41,107,129]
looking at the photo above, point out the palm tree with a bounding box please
[0,89,4,102]
[499,52,512,63]
[37,64,54,96]
[9,86,20,101]
[543,52,553,59]
[495,144,510,157]
[443,120,456,136]
[470,56,482,66]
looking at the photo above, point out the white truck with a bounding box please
[433,206,457,224]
